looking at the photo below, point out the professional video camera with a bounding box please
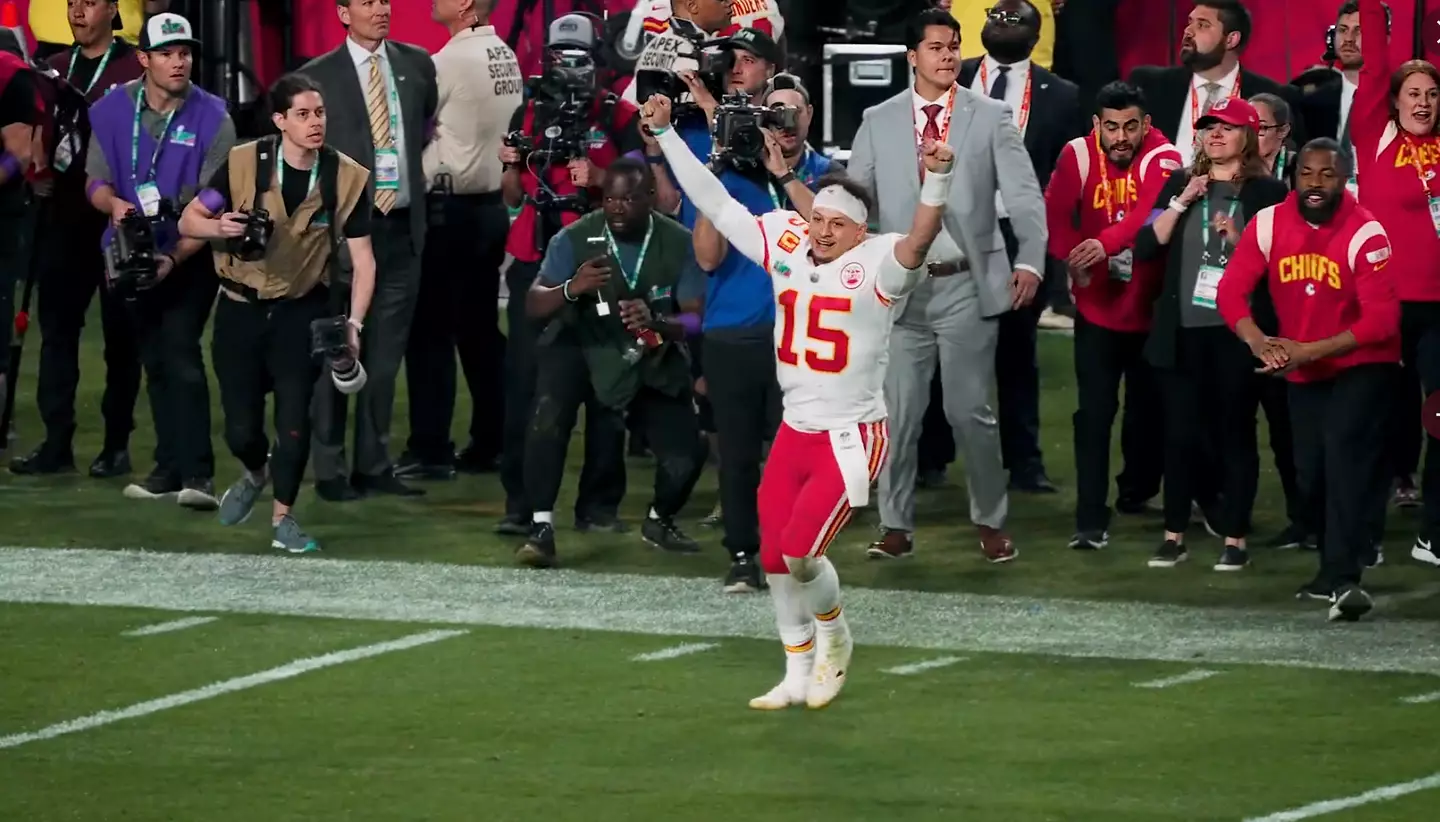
[633,35,729,115]
[309,316,368,396]
[711,91,800,170]
[226,207,276,262]
[104,203,173,299]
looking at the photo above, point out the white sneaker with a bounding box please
[806,620,854,709]
[1413,538,1440,567]
[748,678,808,710]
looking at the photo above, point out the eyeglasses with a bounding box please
[1257,123,1286,135]
[985,7,1025,24]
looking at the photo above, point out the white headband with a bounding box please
[811,185,868,226]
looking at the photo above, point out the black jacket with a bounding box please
[1134,172,1290,370]
[1127,65,1307,150]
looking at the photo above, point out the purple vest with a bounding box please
[90,81,228,252]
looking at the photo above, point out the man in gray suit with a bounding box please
[300,0,438,500]
[848,8,1046,563]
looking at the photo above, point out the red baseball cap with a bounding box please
[1196,97,1261,131]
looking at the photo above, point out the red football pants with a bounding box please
[758,420,890,575]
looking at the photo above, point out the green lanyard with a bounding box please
[1272,151,1287,182]
[768,181,782,209]
[277,152,319,197]
[1200,192,1240,261]
[130,88,179,185]
[67,41,114,95]
[605,216,654,291]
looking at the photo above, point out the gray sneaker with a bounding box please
[218,475,264,526]
[272,515,320,554]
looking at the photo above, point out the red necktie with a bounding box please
[922,104,942,142]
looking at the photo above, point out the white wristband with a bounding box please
[346,317,363,332]
[919,169,954,207]
[1168,197,1189,214]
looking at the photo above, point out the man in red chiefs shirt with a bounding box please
[1217,138,1400,622]
[1044,81,1182,549]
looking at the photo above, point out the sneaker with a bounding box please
[807,617,854,710]
[1148,539,1188,568]
[9,443,76,476]
[271,515,320,554]
[1068,530,1108,551]
[218,474,264,526]
[641,515,701,554]
[517,522,557,568]
[749,679,808,710]
[699,503,723,529]
[1266,523,1310,550]
[1329,584,1374,622]
[575,512,630,534]
[1366,544,1385,569]
[722,555,765,594]
[178,479,219,511]
[1214,545,1250,571]
[123,469,182,501]
[1413,537,1440,567]
[1295,578,1335,602]
[88,448,131,479]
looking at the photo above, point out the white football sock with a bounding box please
[768,573,816,681]
[532,511,553,524]
[800,557,845,638]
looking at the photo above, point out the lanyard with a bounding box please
[1094,130,1136,225]
[1190,76,1242,130]
[1200,191,1240,258]
[913,85,957,179]
[768,181,782,209]
[1402,135,1437,198]
[130,88,179,185]
[605,216,654,291]
[67,41,114,95]
[277,153,320,198]
[980,62,1032,134]
[1272,150,1287,182]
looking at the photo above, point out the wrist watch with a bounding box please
[775,171,796,186]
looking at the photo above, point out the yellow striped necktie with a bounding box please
[366,54,397,214]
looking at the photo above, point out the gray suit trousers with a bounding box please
[878,275,1009,532]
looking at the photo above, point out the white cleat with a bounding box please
[749,679,808,710]
[806,624,853,710]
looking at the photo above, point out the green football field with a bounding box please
[2,314,1439,821]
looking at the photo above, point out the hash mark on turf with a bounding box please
[0,629,467,750]
[632,642,718,661]
[883,656,966,675]
[1242,771,1440,821]
[122,616,219,636]
[1400,690,1440,704]
[1133,669,1222,689]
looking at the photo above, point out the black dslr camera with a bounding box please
[104,204,171,299]
[226,207,275,262]
[711,92,800,170]
[310,315,367,395]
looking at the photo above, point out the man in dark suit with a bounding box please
[300,0,438,501]
[1127,0,1304,168]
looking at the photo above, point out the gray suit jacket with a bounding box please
[300,40,438,251]
[847,86,1047,320]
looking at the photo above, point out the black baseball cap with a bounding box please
[721,28,780,65]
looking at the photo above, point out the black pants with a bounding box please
[1385,356,1422,482]
[404,194,509,464]
[995,218,1046,480]
[524,342,700,517]
[1289,364,1395,588]
[127,254,218,482]
[0,196,31,384]
[1401,301,1440,541]
[703,331,782,558]
[1072,315,1163,532]
[1255,372,1302,529]
[501,261,624,519]
[211,288,329,507]
[34,211,141,452]
[1158,325,1260,538]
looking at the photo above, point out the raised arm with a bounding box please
[877,140,956,298]
[1351,0,1394,158]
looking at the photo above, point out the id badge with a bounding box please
[1193,264,1225,309]
[1428,196,1440,238]
[596,300,611,317]
[53,135,74,173]
[1109,249,1134,283]
[135,181,162,217]
[374,148,400,191]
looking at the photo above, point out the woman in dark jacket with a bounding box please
[1134,98,1289,572]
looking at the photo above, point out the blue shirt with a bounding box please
[539,218,707,307]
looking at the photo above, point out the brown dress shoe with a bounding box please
[867,530,914,559]
[979,526,1018,563]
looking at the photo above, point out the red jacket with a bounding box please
[1217,191,1400,383]
[1044,126,1181,332]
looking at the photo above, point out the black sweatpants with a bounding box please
[1401,301,1440,541]
[404,193,509,464]
[1072,315,1163,533]
[501,260,624,519]
[524,340,702,518]
[211,288,330,507]
[703,331,782,558]
[127,255,217,482]
[1255,372,1302,529]
[1289,364,1395,588]
[1158,325,1260,538]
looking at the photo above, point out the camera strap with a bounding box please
[251,136,347,315]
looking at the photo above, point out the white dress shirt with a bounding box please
[422,26,522,194]
[1338,73,1358,143]
[347,36,412,209]
[1175,62,1241,166]
[911,85,966,265]
[970,55,1032,219]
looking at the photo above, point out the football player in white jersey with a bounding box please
[641,92,957,710]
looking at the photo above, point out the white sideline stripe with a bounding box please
[1242,772,1440,821]
[1133,669,1222,689]
[631,642,717,661]
[1400,690,1440,704]
[121,616,219,637]
[0,629,466,750]
[883,656,966,675]
[4,548,1440,676]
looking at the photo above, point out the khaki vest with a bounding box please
[213,142,370,301]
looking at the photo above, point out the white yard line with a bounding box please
[3,547,1440,676]
[1133,669,1223,689]
[1400,690,1440,704]
[1242,772,1440,821]
[0,629,466,751]
[121,616,219,637]
[883,656,966,675]
[631,642,718,662]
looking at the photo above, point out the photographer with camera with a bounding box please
[516,156,706,568]
[495,13,641,536]
[178,74,376,554]
[82,13,235,508]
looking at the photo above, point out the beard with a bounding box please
[1297,191,1342,224]
[1180,41,1226,72]
[980,28,1034,64]
[1101,140,1136,169]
